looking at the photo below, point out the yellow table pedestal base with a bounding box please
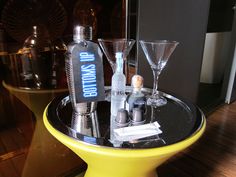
[2,82,84,177]
[44,106,206,177]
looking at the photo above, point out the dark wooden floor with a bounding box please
[158,101,236,177]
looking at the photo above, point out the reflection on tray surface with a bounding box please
[47,90,202,149]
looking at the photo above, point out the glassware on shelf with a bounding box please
[97,38,135,76]
[1,0,67,42]
[51,38,67,88]
[140,40,179,107]
[21,26,53,88]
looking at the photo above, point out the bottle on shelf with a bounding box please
[21,26,53,88]
[51,38,67,88]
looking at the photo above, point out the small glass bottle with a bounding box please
[110,52,126,145]
[125,75,146,115]
[110,52,126,117]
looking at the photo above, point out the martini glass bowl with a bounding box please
[98,38,135,74]
[140,40,179,107]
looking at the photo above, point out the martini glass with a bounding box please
[98,38,135,78]
[140,40,179,107]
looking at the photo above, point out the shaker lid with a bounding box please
[73,25,92,41]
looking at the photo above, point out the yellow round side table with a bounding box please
[3,81,85,177]
[44,91,206,177]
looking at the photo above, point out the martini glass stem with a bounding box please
[124,60,129,83]
[152,69,160,97]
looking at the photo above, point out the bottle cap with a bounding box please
[132,75,143,88]
[73,25,92,41]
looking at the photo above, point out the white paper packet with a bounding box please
[114,121,162,142]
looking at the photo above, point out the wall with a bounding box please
[136,0,210,103]
[200,32,232,84]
